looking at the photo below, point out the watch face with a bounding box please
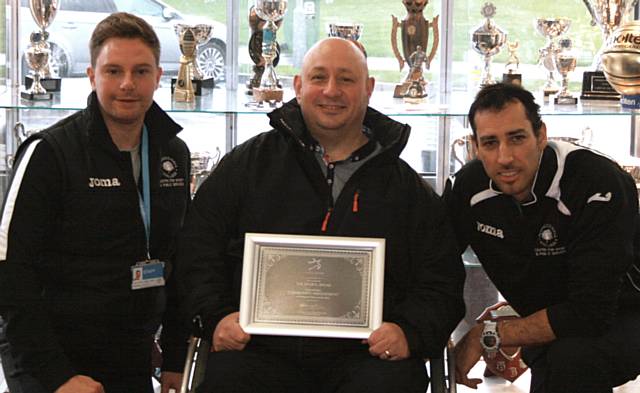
[483,335,498,348]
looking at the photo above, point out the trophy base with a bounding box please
[21,90,53,101]
[171,78,213,96]
[393,82,411,98]
[502,73,522,86]
[554,95,578,105]
[543,88,559,97]
[253,87,283,103]
[25,76,61,92]
[580,71,620,101]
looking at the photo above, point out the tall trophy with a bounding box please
[601,21,640,110]
[246,5,282,95]
[253,0,288,105]
[471,3,507,87]
[391,0,439,98]
[581,0,638,100]
[173,24,212,102]
[22,0,61,100]
[502,40,522,85]
[535,18,571,97]
[554,38,578,105]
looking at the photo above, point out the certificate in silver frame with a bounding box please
[240,233,385,339]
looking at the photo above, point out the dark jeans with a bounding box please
[523,310,640,393]
[197,337,429,393]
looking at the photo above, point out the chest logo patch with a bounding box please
[161,157,178,179]
[587,192,612,204]
[535,224,566,256]
[476,221,504,239]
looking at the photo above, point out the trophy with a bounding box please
[22,0,61,100]
[252,0,288,104]
[502,40,522,85]
[391,0,439,98]
[554,38,578,105]
[172,24,213,102]
[246,5,282,95]
[328,23,367,57]
[190,148,221,196]
[581,0,638,100]
[471,3,507,87]
[535,18,571,97]
[601,21,640,110]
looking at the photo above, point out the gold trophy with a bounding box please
[252,0,288,105]
[391,0,439,98]
[22,0,61,100]
[502,40,522,85]
[601,21,640,110]
[173,24,212,102]
[581,0,638,100]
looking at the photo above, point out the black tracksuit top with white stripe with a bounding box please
[444,141,640,338]
[0,92,190,391]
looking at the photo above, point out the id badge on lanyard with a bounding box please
[130,125,166,290]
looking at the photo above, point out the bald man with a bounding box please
[177,38,465,393]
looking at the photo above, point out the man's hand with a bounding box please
[212,312,251,352]
[453,324,484,388]
[54,375,105,393]
[363,322,410,361]
[161,371,183,393]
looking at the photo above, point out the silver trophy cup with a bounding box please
[22,0,60,100]
[327,23,364,41]
[173,24,212,103]
[554,38,578,105]
[253,0,288,104]
[535,18,571,96]
[471,3,507,87]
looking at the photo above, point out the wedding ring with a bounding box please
[384,350,391,357]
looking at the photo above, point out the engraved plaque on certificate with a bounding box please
[240,233,385,339]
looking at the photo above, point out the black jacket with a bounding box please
[0,92,190,391]
[444,141,640,338]
[177,99,465,359]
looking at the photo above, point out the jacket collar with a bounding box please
[84,91,182,152]
[267,98,410,157]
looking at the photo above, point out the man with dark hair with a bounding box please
[444,82,640,392]
[177,37,465,393]
[0,12,189,393]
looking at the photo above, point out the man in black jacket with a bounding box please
[177,37,465,393]
[444,83,640,392]
[0,13,189,393]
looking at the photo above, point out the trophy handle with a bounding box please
[426,15,440,70]
[581,0,597,27]
[391,15,405,70]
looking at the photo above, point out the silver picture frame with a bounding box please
[239,233,385,339]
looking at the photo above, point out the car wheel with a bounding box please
[21,43,70,78]
[196,40,225,83]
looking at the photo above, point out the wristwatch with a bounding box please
[480,321,500,353]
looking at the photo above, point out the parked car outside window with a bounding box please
[20,0,227,82]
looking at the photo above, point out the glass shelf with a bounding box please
[0,78,635,118]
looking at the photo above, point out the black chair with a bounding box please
[427,339,456,393]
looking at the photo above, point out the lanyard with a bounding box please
[138,125,151,259]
